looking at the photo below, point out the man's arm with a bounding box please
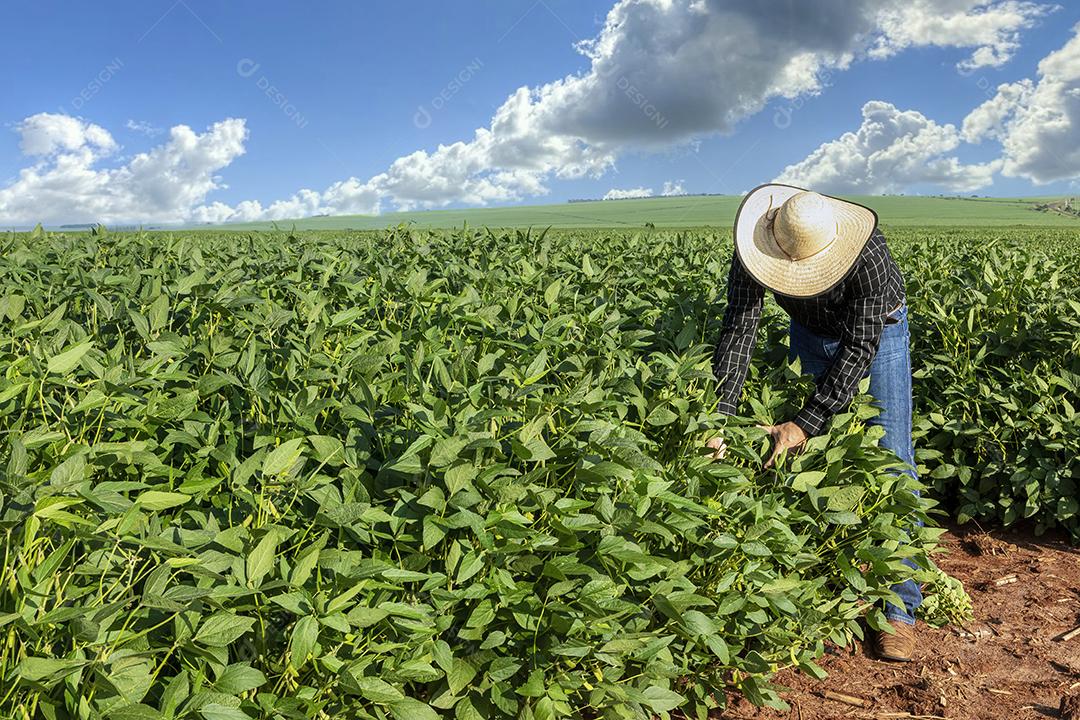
[791,262,890,437]
[712,253,765,415]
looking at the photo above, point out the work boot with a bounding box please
[873,620,916,662]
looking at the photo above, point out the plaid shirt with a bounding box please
[712,229,906,436]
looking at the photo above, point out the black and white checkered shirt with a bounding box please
[712,229,906,436]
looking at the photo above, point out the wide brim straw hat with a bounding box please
[733,183,878,298]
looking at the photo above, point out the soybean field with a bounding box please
[0,225,1075,719]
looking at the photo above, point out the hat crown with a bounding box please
[773,191,837,261]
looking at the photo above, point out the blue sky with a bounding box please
[2,1,1079,225]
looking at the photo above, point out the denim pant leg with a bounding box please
[789,310,922,624]
[866,308,922,624]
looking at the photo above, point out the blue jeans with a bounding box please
[788,306,922,625]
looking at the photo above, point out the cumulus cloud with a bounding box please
[783,24,1080,195]
[871,0,1056,71]
[0,0,1055,224]
[18,113,116,158]
[604,186,653,200]
[961,79,1036,142]
[661,180,686,196]
[962,23,1080,183]
[0,114,247,225]
[195,0,1051,223]
[775,101,1000,194]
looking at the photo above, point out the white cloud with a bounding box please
[775,101,1000,194]
[126,119,165,137]
[18,113,116,158]
[661,180,686,196]
[871,0,1056,71]
[196,0,1053,223]
[0,1,1056,224]
[962,23,1080,183]
[604,186,653,200]
[0,114,247,225]
[603,180,685,200]
[961,79,1036,142]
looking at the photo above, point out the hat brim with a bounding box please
[733,183,877,298]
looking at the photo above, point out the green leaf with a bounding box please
[681,610,717,637]
[290,615,319,668]
[199,705,251,720]
[390,698,440,720]
[195,613,256,647]
[646,406,679,427]
[135,490,190,511]
[47,340,93,375]
[516,435,555,462]
[49,454,87,487]
[798,659,828,680]
[309,435,345,466]
[825,510,861,525]
[348,606,389,628]
[523,349,548,385]
[289,532,328,588]
[148,294,170,332]
[446,658,477,695]
[247,532,280,588]
[16,657,86,682]
[455,698,485,720]
[430,437,467,468]
[827,485,864,512]
[107,656,154,704]
[150,391,198,421]
[544,279,561,306]
[214,664,267,695]
[160,672,190,717]
[455,552,484,583]
[518,668,545,697]
[108,704,165,720]
[175,268,206,295]
[387,436,432,474]
[356,677,405,704]
[706,635,730,664]
[444,464,477,495]
[263,438,305,475]
[534,696,555,720]
[642,685,685,713]
[791,470,826,491]
[581,254,595,276]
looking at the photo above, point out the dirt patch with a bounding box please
[717,525,1080,720]
[1062,692,1080,720]
[1034,198,1080,219]
[965,531,1018,558]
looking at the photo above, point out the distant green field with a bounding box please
[200,194,1080,231]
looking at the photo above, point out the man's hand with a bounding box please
[759,421,808,468]
[705,435,727,461]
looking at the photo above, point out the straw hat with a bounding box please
[733,183,877,298]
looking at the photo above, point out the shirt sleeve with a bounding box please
[712,253,765,415]
[792,247,891,436]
